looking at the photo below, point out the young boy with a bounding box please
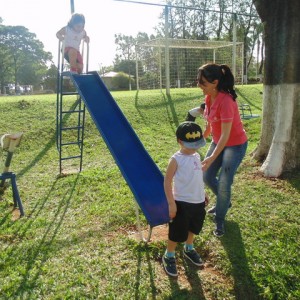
[163,121,208,277]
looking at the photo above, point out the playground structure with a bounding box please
[0,133,24,216]
[55,17,170,238]
[56,2,170,240]
[56,0,251,240]
[135,38,244,91]
[56,71,170,240]
[56,39,89,173]
[239,103,260,119]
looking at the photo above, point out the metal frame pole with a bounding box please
[232,13,237,80]
[70,0,75,13]
[135,45,139,91]
[164,5,170,96]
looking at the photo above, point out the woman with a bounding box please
[197,63,248,237]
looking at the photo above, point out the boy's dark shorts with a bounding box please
[169,201,206,243]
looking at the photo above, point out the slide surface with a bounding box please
[70,71,169,227]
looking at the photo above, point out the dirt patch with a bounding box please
[126,224,168,242]
[11,208,22,221]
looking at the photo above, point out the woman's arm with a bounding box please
[202,121,232,171]
[203,121,211,139]
[164,158,177,219]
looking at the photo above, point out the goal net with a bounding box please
[135,38,244,91]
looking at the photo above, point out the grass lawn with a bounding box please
[0,85,299,299]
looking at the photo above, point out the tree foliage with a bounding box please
[42,64,58,92]
[111,72,135,91]
[113,0,263,84]
[0,24,52,93]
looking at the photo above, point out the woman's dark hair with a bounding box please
[197,63,237,100]
[68,13,85,28]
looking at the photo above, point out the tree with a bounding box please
[114,60,136,78]
[0,42,13,94]
[233,1,261,80]
[42,64,58,92]
[0,25,52,90]
[111,72,135,91]
[114,33,136,90]
[253,0,300,177]
[155,0,262,78]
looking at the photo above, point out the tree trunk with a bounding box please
[258,37,264,80]
[253,0,300,177]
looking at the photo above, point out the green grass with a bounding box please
[0,85,299,300]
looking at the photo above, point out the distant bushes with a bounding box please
[110,72,135,91]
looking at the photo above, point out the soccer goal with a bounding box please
[135,38,244,91]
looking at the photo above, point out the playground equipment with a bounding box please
[56,40,89,173]
[239,103,260,119]
[58,1,169,240]
[0,133,25,216]
[65,72,170,240]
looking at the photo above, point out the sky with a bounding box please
[0,0,165,70]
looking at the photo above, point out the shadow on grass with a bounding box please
[164,93,179,128]
[282,169,300,192]
[181,257,206,300]
[221,220,263,300]
[164,257,205,300]
[16,99,81,180]
[133,247,206,300]
[17,134,56,179]
[134,90,182,130]
[134,90,150,125]
[134,90,198,111]
[2,175,80,298]
[237,89,262,112]
[0,210,13,227]
[1,179,60,252]
[134,249,158,299]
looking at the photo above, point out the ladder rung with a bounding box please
[61,126,83,131]
[61,141,83,146]
[60,92,79,96]
[61,155,82,161]
[62,109,85,114]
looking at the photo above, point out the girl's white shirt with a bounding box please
[64,26,86,50]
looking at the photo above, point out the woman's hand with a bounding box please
[202,155,215,171]
[203,122,211,139]
[202,122,232,171]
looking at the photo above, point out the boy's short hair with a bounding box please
[176,121,206,149]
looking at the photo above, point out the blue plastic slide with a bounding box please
[69,71,169,227]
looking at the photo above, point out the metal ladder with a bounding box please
[56,40,89,174]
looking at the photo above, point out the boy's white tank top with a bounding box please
[172,151,205,204]
[64,27,86,50]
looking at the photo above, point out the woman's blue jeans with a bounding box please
[203,141,248,224]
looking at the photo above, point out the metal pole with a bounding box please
[70,0,75,13]
[0,152,13,187]
[232,13,237,79]
[159,47,162,91]
[135,45,139,91]
[164,5,170,96]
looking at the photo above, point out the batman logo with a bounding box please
[185,131,201,140]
